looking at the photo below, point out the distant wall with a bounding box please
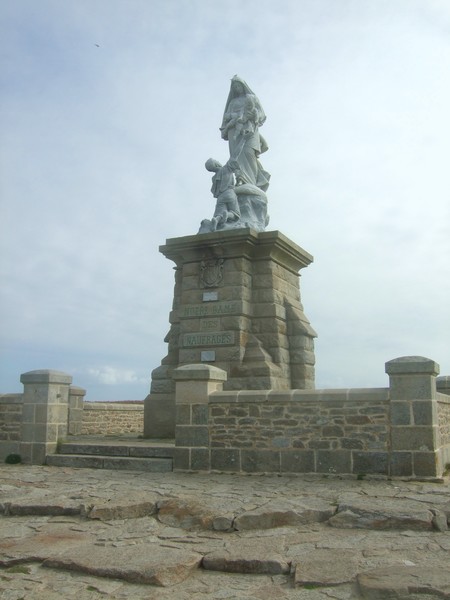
[0,394,23,457]
[0,373,145,463]
[81,402,144,435]
[437,392,450,470]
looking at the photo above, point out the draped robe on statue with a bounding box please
[220,76,270,192]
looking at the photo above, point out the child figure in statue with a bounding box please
[205,158,241,231]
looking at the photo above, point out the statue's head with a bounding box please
[230,75,246,96]
[205,158,222,172]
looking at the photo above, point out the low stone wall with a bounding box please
[1,358,449,474]
[173,357,450,478]
[0,394,23,457]
[206,389,389,474]
[81,402,144,436]
[0,376,145,462]
[437,392,450,470]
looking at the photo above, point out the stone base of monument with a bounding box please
[144,228,316,439]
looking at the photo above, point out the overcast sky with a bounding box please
[1,0,449,401]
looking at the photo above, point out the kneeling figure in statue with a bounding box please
[205,158,241,231]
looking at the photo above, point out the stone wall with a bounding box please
[437,392,450,470]
[0,394,23,457]
[207,389,389,474]
[0,374,145,463]
[81,402,144,436]
[174,357,450,478]
[1,359,449,474]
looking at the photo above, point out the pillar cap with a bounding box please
[174,364,227,382]
[69,385,86,395]
[20,370,73,385]
[385,356,440,376]
[436,376,450,393]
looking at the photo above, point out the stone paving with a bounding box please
[1,465,449,599]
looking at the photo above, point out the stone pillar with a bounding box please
[68,385,86,435]
[436,376,450,396]
[385,356,440,477]
[19,370,72,464]
[144,228,316,439]
[173,364,227,471]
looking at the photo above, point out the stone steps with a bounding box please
[46,454,173,471]
[45,438,174,472]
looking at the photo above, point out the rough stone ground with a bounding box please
[0,465,449,599]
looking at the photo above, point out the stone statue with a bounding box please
[220,75,270,192]
[205,158,240,231]
[199,76,270,234]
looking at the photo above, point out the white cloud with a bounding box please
[87,366,147,386]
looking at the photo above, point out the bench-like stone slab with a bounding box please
[88,499,157,521]
[43,542,202,586]
[233,498,335,530]
[203,536,289,574]
[357,565,450,599]
[329,498,434,530]
[5,501,83,517]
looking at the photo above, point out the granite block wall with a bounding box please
[81,402,144,435]
[176,386,449,478]
[174,358,450,478]
[0,394,23,458]
[186,389,391,476]
[0,391,145,462]
[437,392,450,470]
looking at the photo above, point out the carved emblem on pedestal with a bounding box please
[200,258,224,288]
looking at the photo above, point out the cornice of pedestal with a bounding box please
[160,229,313,274]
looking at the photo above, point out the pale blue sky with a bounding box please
[1,0,449,400]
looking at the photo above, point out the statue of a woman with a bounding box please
[220,76,270,192]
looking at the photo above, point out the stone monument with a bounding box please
[199,76,270,233]
[144,76,316,438]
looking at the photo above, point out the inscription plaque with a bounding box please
[181,301,240,318]
[203,291,218,302]
[182,331,235,347]
[200,318,220,331]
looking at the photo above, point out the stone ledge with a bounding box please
[174,364,227,382]
[209,388,389,404]
[0,394,23,404]
[20,370,73,385]
[83,403,144,411]
[385,356,440,375]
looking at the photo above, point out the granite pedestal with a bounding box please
[144,229,316,438]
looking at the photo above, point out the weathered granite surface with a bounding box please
[1,465,449,598]
[145,229,317,439]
